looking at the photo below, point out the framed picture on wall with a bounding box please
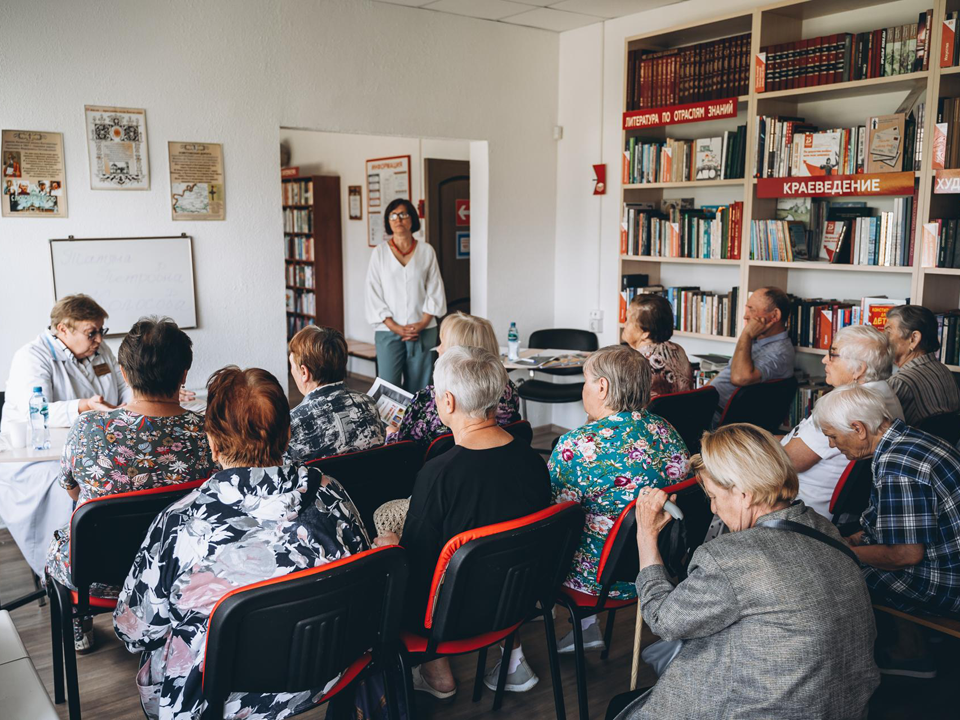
[365,154,410,246]
[348,185,362,220]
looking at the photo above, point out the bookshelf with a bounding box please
[282,175,344,340]
[618,0,960,371]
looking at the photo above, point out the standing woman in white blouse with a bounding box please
[365,198,447,393]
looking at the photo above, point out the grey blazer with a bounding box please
[628,501,879,720]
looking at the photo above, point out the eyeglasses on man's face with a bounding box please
[77,326,108,340]
[389,212,411,222]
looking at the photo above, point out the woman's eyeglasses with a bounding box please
[826,347,842,360]
[389,212,411,221]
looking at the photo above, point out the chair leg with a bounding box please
[396,647,415,720]
[541,601,567,720]
[571,613,590,720]
[473,646,488,702]
[600,609,617,660]
[492,631,516,712]
[48,581,64,705]
[57,585,82,720]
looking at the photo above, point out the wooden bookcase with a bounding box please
[618,0,960,371]
[282,174,344,340]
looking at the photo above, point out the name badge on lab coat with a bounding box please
[93,362,111,377]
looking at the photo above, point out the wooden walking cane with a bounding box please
[629,605,643,690]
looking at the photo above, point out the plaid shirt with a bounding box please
[861,419,960,614]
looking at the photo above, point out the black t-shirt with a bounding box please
[401,438,551,630]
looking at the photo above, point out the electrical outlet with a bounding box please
[589,309,603,334]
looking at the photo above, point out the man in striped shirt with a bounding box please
[885,305,960,426]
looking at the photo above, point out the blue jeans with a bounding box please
[374,326,439,394]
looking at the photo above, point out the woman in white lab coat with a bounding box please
[0,294,131,577]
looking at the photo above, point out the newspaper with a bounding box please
[368,377,414,425]
[508,349,589,369]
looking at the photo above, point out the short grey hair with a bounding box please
[433,345,507,420]
[584,345,651,413]
[812,383,894,435]
[833,324,893,382]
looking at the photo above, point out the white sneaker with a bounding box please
[557,622,605,654]
[483,657,539,692]
[410,664,457,702]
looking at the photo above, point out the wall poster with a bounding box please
[168,142,225,220]
[84,105,149,190]
[365,154,411,247]
[1,129,67,218]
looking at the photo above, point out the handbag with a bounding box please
[755,518,860,564]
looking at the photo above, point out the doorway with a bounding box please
[424,158,470,316]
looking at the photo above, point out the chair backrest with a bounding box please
[423,433,456,464]
[647,386,719,455]
[917,413,960,445]
[424,502,583,645]
[70,479,207,608]
[306,441,423,535]
[830,458,873,525]
[596,477,709,595]
[203,546,407,716]
[718,376,799,433]
[503,419,533,444]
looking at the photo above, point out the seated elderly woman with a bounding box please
[45,317,215,653]
[622,294,694,397]
[113,367,368,720]
[285,325,385,462]
[550,345,688,654]
[373,346,550,699]
[609,423,879,720]
[386,311,520,447]
[781,323,903,519]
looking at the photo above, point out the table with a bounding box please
[0,428,69,464]
[502,348,589,371]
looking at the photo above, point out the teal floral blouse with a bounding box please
[549,409,689,599]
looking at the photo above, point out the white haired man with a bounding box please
[813,383,960,676]
[781,324,902,519]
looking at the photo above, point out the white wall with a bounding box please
[0,0,560,403]
[0,0,287,388]
[277,128,471,373]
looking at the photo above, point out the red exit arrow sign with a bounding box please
[456,199,470,226]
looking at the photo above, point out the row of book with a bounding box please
[754,106,922,178]
[786,379,830,427]
[285,235,314,261]
[924,218,960,268]
[623,128,747,184]
[620,200,743,259]
[787,295,905,350]
[287,314,314,340]
[282,179,314,206]
[760,12,933,93]
[283,208,313,234]
[285,263,315,288]
[666,286,739,338]
[936,311,960,366]
[934,97,960,170]
[626,34,750,111]
[285,288,316,316]
[751,197,915,266]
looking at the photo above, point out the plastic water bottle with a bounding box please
[507,322,520,361]
[28,386,50,451]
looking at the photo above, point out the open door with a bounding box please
[424,158,470,317]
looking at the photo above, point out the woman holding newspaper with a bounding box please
[365,198,447,393]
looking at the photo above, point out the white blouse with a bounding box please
[365,241,447,331]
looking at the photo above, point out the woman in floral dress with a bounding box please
[45,318,215,653]
[622,294,694,398]
[549,345,689,653]
[113,366,369,720]
[386,311,520,448]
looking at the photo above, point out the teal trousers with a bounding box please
[374,326,439,394]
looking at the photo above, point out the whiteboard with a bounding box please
[50,236,197,334]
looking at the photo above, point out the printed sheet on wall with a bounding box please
[366,155,411,247]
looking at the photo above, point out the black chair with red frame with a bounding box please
[46,479,207,720]
[422,419,534,464]
[557,476,711,720]
[201,546,410,720]
[646,386,719,454]
[305,440,423,537]
[829,458,873,536]
[718,376,799,434]
[401,501,584,719]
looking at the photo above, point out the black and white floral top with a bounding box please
[286,382,385,463]
[113,465,368,720]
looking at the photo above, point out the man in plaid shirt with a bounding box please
[814,383,960,677]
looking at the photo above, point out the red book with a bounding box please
[942,15,956,68]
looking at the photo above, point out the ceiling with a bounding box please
[371,0,685,32]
